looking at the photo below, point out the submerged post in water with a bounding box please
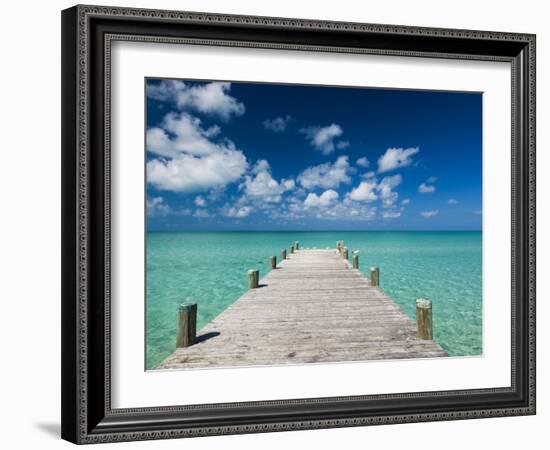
[248,269,259,289]
[176,303,197,348]
[416,298,433,340]
[370,266,380,287]
[270,255,277,270]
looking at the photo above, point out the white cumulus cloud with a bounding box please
[420,210,438,218]
[297,156,352,190]
[146,112,248,193]
[147,80,245,120]
[382,211,402,219]
[377,174,402,208]
[147,113,226,158]
[263,115,293,132]
[148,152,247,193]
[377,147,419,173]
[147,197,171,216]
[283,192,377,222]
[448,199,459,205]
[347,180,378,202]
[300,124,347,155]
[303,189,339,208]
[346,174,401,208]
[194,196,206,207]
[146,197,192,217]
[241,160,294,203]
[418,183,436,193]
[223,205,253,218]
[356,156,370,168]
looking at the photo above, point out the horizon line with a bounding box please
[147,229,482,233]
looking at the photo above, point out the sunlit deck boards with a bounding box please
[158,248,447,369]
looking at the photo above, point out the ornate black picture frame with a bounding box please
[61,4,536,444]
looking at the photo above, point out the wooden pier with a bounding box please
[158,245,447,370]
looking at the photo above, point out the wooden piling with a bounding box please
[248,269,259,289]
[290,245,295,254]
[176,303,197,348]
[295,241,300,251]
[370,266,380,287]
[416,298,433,340]
[352,253,359,269]
[343,247,349,260]
[281,249,287,260]
[270,256,277,270]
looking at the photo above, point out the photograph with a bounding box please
[145,78,483,371]
[56,3,536,444]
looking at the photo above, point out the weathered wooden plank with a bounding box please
[158,248,447,369]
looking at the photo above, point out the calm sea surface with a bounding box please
[146,231,482,369]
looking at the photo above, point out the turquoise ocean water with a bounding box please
[146,231,482,369]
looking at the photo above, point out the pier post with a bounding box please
[281,249,287,260]
[176,303,197,348]
[270,256,277,270]
[343,247,349,260]
[248,269,259,289]
[295,241,300,251]
[370,267,380,287]
[352,253,359,269]
[416,298,433,340]
[290,245,294,254]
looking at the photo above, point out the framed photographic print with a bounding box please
[61,4,536,444]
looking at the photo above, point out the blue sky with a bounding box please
[146,79,482,231]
